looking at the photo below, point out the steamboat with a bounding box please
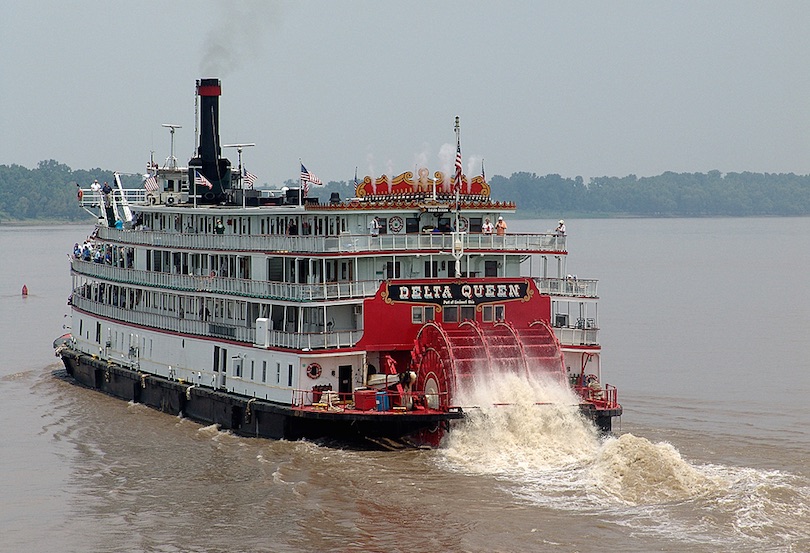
[55,78,621,448]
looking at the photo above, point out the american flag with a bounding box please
[144,175,159,192]
[243,168,257,189]
[454,141,463,193]
[194,170,213,189]
[300,163,322,196]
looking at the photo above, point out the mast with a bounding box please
[161,124,182,169]
[452,116,464,278]
[224,143,255,208]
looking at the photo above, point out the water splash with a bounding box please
[591,433,720,505]
[436,372,810,548]
[442,372,599,474]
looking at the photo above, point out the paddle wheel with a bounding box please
[409,319,566,410]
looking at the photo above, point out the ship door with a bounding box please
[213,346,227,389]
[338,365,352,397]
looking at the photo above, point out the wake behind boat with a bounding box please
[54,78,620,448]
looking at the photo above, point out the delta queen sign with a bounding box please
[382,280,532,308]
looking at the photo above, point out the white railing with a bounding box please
[79,188,146,210]
[71,258,380,301]
[534,277,598,298]
[71,295,254,342]
[94,226,566,255]
[70,295,360,350]
[554,326,600,346]
[265,329,361,350]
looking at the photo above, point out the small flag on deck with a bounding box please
[194,170,213,189]
[144,175,158,192]
[300,163,322,196]
[454,141,463,193]
[243,168,257,189]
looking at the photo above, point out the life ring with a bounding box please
[306,362,322,379]
[166,195,175,206]
[389,216,404,233]
[77,189,83,202]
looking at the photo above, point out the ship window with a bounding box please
[262,361,267,383]
[425,260,439,277]
[442,306,459,323]
[469,217,482,233]
[438,218,452,232]
[482,305,493,322]
[250,360,255,380]
[288,364,293,387]
[494,305,505,321]
[460,306,475,321]
[378,218,388,234]
[385,262,401,279]
[405,217,419,233]
[233,358,242,378]
[484,260,498,277]
[424,306,435,321]
[412,306,423,324]
[276,362,281,384]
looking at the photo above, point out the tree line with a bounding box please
[3,160,810,223]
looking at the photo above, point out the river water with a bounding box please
[1,220,808,553]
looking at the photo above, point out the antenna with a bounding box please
[223,143,256,208]
[222,143,256,183]
[161,124,182,169]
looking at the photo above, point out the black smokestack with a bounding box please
[198,78,221,162]
[189,78,231,203]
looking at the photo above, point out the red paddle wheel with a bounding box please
[409,319,566,409]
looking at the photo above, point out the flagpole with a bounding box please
[453,116,463,278]
[299,158,303,206]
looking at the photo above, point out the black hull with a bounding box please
[57,348,461,448]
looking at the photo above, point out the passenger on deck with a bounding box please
[368,216,380,237]
[90,180,101,207]
[495,216,507,236]
[214,219,225,234]
[102,181,112,208]
[555,219,566,236]
[482,217,493,234]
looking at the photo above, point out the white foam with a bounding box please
[436,371,810,548]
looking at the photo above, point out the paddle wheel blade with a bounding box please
[409,319,566,409]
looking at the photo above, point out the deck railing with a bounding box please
[71,258,380,301]
[70,295,361,350]
[554,326,600,346]
[94,226,566,255]
[534,277,598,298]
[575,383,619,409]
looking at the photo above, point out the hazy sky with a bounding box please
[3,1,810,186]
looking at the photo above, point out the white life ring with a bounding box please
[166,195,175,206]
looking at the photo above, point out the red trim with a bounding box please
[197,84,221,96]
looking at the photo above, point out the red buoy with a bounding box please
[22,285,28,296]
